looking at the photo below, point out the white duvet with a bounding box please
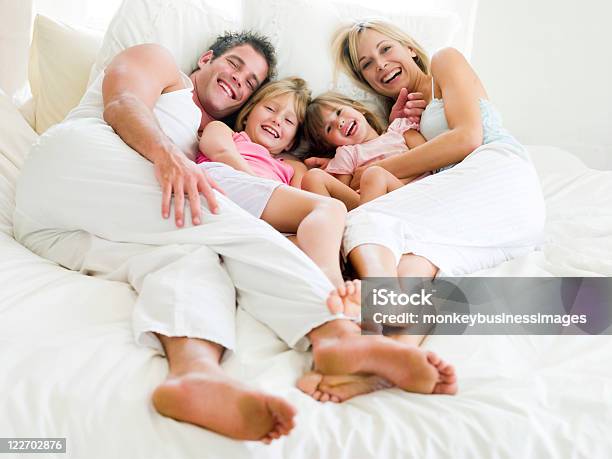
[1,91,611,458]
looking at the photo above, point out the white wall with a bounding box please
[470,0,612,170]
[0,0,32,95]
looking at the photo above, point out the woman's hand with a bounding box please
[304,156,331,169]
[154,147,225,227]
[389,88,427,125]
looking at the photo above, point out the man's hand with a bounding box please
[389,88,427,125]
[154,147,224,227]
[304,156,331,169]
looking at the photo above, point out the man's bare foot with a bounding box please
[326,279,361,319]
[313,336,457,395]
[297,371,393,402]
[153,361,296,443]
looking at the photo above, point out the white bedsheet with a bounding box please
[1,117,611,458]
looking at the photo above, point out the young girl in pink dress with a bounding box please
[302,92,439,210]
[197,78,352,293]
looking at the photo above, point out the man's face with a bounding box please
[194,44,269,119]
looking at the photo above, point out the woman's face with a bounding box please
[319,104,371,147]
[356,29,420,98]
[245,93,299,154]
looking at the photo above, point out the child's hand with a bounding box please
[350,165,367,190]
[390,88,427,124]
[304,157,331,170]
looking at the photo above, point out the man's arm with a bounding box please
[102,44,220,227]
[199,121,255,175]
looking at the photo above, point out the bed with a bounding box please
[1,1,612,458]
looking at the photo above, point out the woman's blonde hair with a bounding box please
[304,92,385,157]
[332,19,430,100]
[235,77,311,149]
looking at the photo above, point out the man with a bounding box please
[15,32,449,444]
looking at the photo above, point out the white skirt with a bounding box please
[342,142,546,276]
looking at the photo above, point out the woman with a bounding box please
[327,20,546,344]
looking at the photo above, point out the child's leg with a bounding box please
[301,168,360,211]
[359,166,405,205]
[260,186,347,288]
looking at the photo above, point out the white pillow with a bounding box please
[29,15,103,134]
[243,0,461,100]
[88,0,242,86]
[0,89,38,236]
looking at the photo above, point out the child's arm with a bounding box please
[279,155,308,188]
[199,121,255,175]
[403,129,428,149]
[331,173,353,186]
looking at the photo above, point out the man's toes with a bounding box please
[313,390,323,401]
[326,293,344,315]
[269,397,296,419]
[331,395,341,403]
[440,363,455,376]
[433,381,458,395]
[320,393,330,402]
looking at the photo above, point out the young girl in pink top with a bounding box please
[302,92,430,210]
[197,78,351,292]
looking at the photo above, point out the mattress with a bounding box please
[1,95,611,457]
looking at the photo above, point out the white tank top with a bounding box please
[66,71,201,161]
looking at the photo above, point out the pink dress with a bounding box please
[196,131,294,185]
[325,118,420,175]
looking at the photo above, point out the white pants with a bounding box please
[343,142,547,276]
[13,118,338,353]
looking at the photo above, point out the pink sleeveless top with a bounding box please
[196,131,294,184]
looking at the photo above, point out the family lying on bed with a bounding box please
[13,19,545,443]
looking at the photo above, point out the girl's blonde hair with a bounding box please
[332,19,430,104]
[235,77,311,149]
[304,92,385,157]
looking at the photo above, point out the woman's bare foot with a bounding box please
[297,371,393,402]
[153,361,296,443]
[326,279,361,319]
[428,352,458,395]
[313,335,457,395]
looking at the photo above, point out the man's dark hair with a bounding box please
[208,31,277,84]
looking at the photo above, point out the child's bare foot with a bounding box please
[153,361,296,443]
[326,279,361,319]
[297,371,392,402]
[313,335,456,395]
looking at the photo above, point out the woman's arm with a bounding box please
[199,121,255,175]
[353,48,484,187]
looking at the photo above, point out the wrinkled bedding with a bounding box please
[1,92,611,458]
